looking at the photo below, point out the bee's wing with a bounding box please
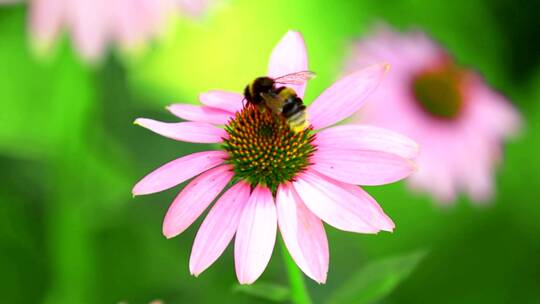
[274,71,316,85]
[260,92,285,113]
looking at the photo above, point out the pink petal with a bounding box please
[134,118,227,143]
[336,181,395,231]
[314,125,419,160]
[464,169,493,204]
[311,148,415,186]
[268,31,309,98]
[113,0,140,47]
[69,0,109,61]
[461,150,494,203]
[162,165,233,238]
[189,182,251,276]
[111,0,166,48]
[167,104,233,125]
[293,171,393,233]
[132,150,228,195]
[468,78,522,138]
[308,63,390,130]
[29,0,64,50]
[176,0,214,18]
[136,0,168,38]
[408,147,458,203]
[235,186,277,284]
[276,184,328,283]
[199,90,244,114]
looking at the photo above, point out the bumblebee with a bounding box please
[243,71,315,133]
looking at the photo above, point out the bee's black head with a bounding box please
[245,77,275,105]
[253,77,275,90]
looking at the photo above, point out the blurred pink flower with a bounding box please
[133,31,418,284]
[346,26,521,204]
[27,0,216,62]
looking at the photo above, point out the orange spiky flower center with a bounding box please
[223,106,316,192]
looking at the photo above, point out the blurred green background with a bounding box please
[1,0,539,303]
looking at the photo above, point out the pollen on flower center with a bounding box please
[223,106,316,192]
[411,64,464,120]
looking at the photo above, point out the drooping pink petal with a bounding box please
[268,31,309,98]
[293,171,393,233]
[407,141,458,204]
[276,184,328,283]
[464,167,494,203]
[409,170,456,203]
[467,77,522,138]
[175,0,215,18]
[460,140,495,203]
[135,0,168,38]
[113,0,156,48]
[199,90,244,114]
[308,63,389,130]
[235,186,277,284]
[311,148,415,186]
[189,182,251,276]
[69,0,109,61]
[29,0,64,50]
[314,124,419,160]
[162,165,233,238]
[134,118,227,143]
[167,104,233,125]
[132,150,228,196]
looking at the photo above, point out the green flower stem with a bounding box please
[280,238,312,304]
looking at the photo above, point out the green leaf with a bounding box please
[327,250,428,304]
[233,282,290,303]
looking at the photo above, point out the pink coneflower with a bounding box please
[133,31,418,284]
[346,26,521,204]
[26,0,216,62]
